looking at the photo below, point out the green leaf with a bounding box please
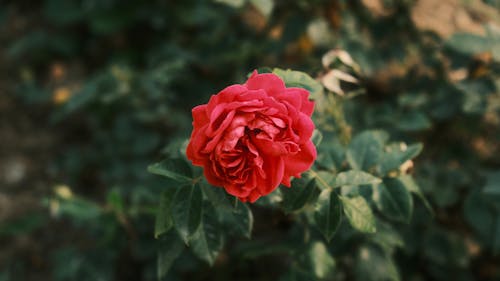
[370,221,404,251]
[380,143,423,175]
[355,245,400,281]
[395,111,431,132]
[346,130,388,171]
[155,190,175,239]
[272,68,324,99]
[483,171,500,195]
[250,0,274,17]
[311,170,336,190]
[315,189,342,241]
[157,230,184,280]
[281,176,318,213]
[372,179,413,223]
[464,190,500,254]
[190,203,224,266]
[214,0,246,8]
[399,175,433,214]
[0,213,46,237]
[148,158,193,183]
[228,201,254,239]
[107,189,124,213]
[201,183,237,210]
[340,196,376,233]
[494,215,500,255]
[171,183,203,244]
[306,242,336,279]
[219,201,253,239]
[311,129,323,147]
[333,170,382,188]
[446,32,491,56]
[316,140,345,172]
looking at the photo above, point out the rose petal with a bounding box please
[245,71,286,97]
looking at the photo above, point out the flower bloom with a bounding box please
[186,71,317,202]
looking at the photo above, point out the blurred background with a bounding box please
[1,0,500,280]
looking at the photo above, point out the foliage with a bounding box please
[1,0,499,281]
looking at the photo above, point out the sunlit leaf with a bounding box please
[340,196,376,233]
[333,170,382,188]
[272,68,324,99]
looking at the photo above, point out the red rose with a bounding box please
[186,71,317,202]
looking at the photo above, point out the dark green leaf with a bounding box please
[315,189,342,241]
[380,143,423,175]
[281,176,318,213]
[399,175,433,214]
[201,183,237,210]
[372,179,413,223]
[483,171,500,195]
[148,158,193,183]
[228,201,254,239]
[190,203,224,266]
[355,245,400,281]
[171,183,203,244]
[395,112,431,132]
[155,190,175,239]
[157,230,184,280]
[340,196,376,233]
[346,130,388,171]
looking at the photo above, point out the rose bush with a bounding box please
[186,70,317,202]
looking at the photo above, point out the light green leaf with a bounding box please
[315,189,342,241]
[171,183,203,244]
[147,158,193,183]
[346,130,388,171]
[340,196,376,233]
[334,170,382,188]
[214,0,246,8]
[372,179,413,223]
[307,242,336,279]
[281,176,318,213]
[155,190,175,239]
[157,230,184,280]
[191,203,224,266]
[311,170,336,190]
[311,129,323,147]
[272,68,324,99]
[250,0,274,17]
